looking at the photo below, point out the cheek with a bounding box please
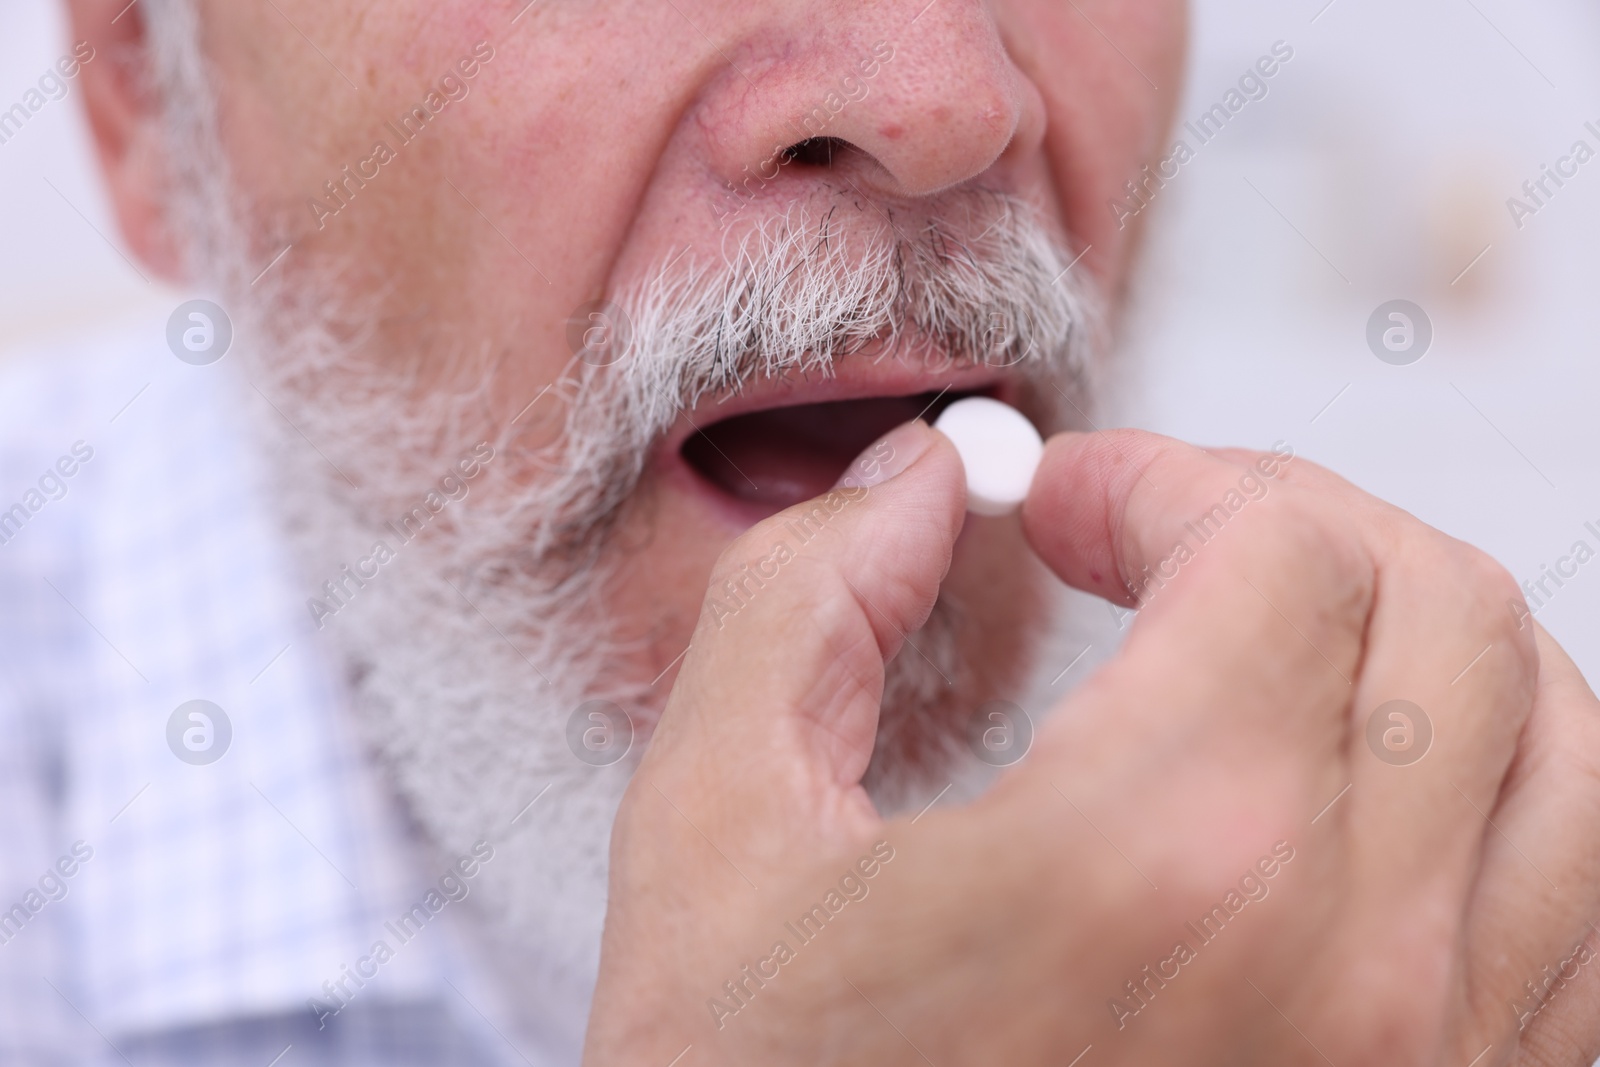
[996,0,1188,289]
[206,2,590,420]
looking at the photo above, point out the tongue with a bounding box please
[682,394,938,510]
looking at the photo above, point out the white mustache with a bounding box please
[613,189,1095,441]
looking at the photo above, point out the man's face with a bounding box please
[124,0,1184,1013]
[187,0,1185,725]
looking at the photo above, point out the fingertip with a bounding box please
[1021,430,1134,601]
[830,417,967,542]
[836,418,938,490]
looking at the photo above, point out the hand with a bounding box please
[582,420,1600,1066]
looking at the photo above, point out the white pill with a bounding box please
[933,397,1043,517]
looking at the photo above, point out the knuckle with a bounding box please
[1451,542,1539,667]
[1332,958,1448,1061]
[1240,492,1375,605]
[1243,497,1377,659]
[1455,542,1522,609]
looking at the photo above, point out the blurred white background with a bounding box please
[1110,0,1600,682]
[2,0,1598,676]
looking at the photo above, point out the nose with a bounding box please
[697,1,1047,202]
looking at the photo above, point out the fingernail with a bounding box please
[836,419,936,489]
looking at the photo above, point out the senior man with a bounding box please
[2,0,1599,1063]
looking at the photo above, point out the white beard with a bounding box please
[140,0,1105,1052]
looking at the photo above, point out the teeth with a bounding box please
[933,397,1043,517]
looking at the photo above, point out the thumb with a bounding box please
[640,418,966,865]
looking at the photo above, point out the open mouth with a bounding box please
[680,388,983,513]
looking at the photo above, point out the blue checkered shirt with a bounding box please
[0,312,546,1066]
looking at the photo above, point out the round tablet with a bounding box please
[933,397,1043,517]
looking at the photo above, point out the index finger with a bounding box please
[1021,430,1306,608]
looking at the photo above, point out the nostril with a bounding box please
[782,136,849,169]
